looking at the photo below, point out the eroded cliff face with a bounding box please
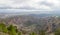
[0,15,60,34]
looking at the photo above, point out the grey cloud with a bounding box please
[12,0,28,4]
[40,1,53,7]
[0,6,12,9]
[0,0,60,11]
[0,4,11,9]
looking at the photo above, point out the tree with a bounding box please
[7,25,17,35]
[39,30,45,35]
[18,32,22,35]
[30,32,37,35]
[0,23,8,33]
[54,28,60,35]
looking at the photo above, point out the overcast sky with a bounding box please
[0,0,60,14]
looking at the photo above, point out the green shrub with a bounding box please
[30,32,37,35]
[39,30,45,35]
[7,25,17,35]
[54,28,60,35]
[0,23,8,33]
[18,32,22,35]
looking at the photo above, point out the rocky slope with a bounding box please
[0,15,60,34]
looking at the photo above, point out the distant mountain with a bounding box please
[0,13,60,19]
[28,14,53,17]
[0,14,60,35]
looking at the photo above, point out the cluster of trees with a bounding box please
[0,22,60,35]
[0,23,22,35]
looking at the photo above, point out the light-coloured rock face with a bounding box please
[0,15,60,35]
[46,33,54,35]
[49,33,54,35]
[0,32,9,35]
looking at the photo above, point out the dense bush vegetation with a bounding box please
[30,32,37,35]
[0,23,8,33]
[7,25,17,35]
[39,30,45,35]
[54,28,60,35]
[0,23,18,35]
[18,32,22,35]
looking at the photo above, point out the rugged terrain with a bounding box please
[0,14,60,35]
